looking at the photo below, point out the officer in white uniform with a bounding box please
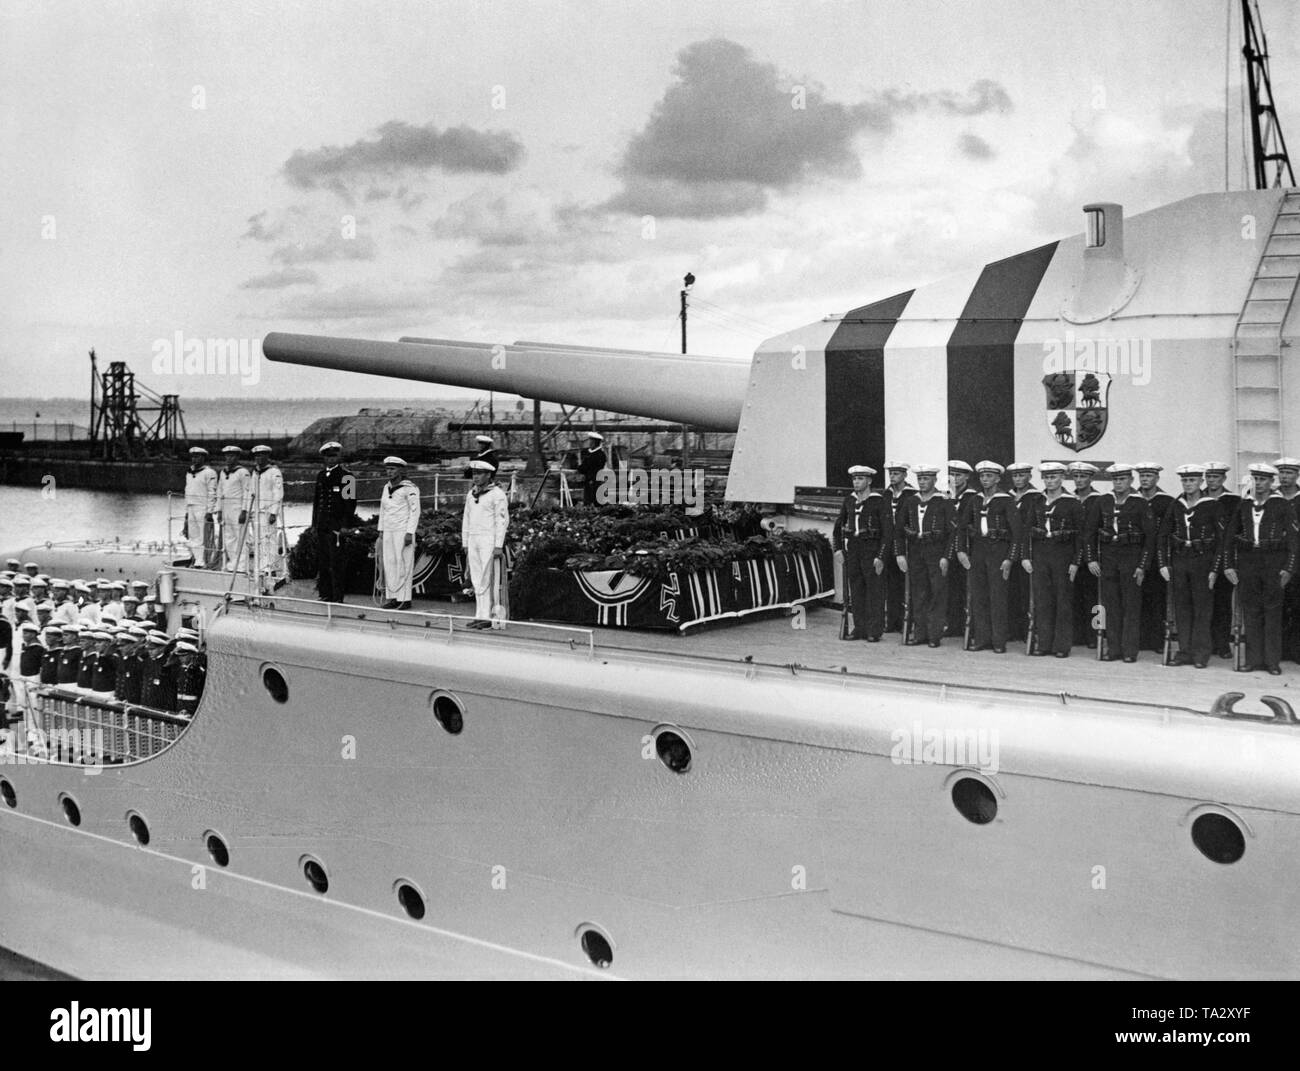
[215,445,251,572]
[377,456,421,609]
[461,459,509,627]
[184,446,219,567]
[248,445,286,579]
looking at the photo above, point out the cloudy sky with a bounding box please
[2,0,1296,398]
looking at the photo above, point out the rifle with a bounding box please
[1024,530,1037,655]
[1162,574,1177,666]
[839,553,854,641]
[962,581,973,651]
[1232,585,1245,671]
[901,566,914,645]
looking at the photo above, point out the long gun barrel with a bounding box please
[262,332,750,431]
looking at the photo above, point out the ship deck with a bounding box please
[253,580,1295,717]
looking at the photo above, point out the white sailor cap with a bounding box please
[188,446,209,455]
[1107,462,1134,476]
[1274,457,1300,472]
[95,579,111,589]
[91,630,112,641]
[50,579,69,590]
[176,627,199,639]
[35,599,54,612]
[30,577,48,588]
[1175,463,1205,477]
[884,460,909,472]
[475,435,494,444]
[147,630,170,645]
[221,444,242,454]
[5,559,19,569]
[23,562,38,571]
[975,460,1005,475]
[61,622,81,634]
[72,581,91,594]
[947,460,973,474]
[130,580,149,590]
[0,578,11,589]
[585,431,604,442]
[174,640,199,654]
[251,444,272,455]
[913,464,940,476]
[128,625,149,638]
[1135,461,1162,473]
[11,575,30,586]
[1203,461,1230,474]
[1006,461,1034,474]
[1249,462,1279,477]
[1067,461,1098,474]
[1039,461,1068,475]
[468,459,496,472]
[847,465,876,477]
[109,581,125,591]
[18,622,38,633]
[121,594,140,604]
[42,624,62,636]
[382,456,407,466]
[319,441,343,453]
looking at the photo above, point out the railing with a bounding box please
[9,687,190,765]
[0,421,91,441]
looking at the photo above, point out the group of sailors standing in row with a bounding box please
[183,443,284,576]
[834,458,1300,674]
[0,563,207,737]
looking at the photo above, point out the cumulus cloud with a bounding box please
[605,38,1012,218]
[240,267,319,289]
[957,132,995,160]
[283,121,525,194]
[271,234,378,265]
[431,189,557,246]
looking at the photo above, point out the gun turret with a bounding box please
[262,332,750,431]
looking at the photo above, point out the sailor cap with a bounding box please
[1175,463,1204,477]
[1107,463,1134,476]
[50,579,69,589]
[128,625,149,638]
[131,580,149,590]
[251,444,272,455]
[11,575,30,587]
[5,559,19,569]
[174,640,199,654]
[585,431,605,442]
[147,631,169,645]
[0,578,11,589]
[221,444,242,454]
[23,562,38,571]
[1249,462,1279,477]
[319,441,343,453]
[884,460,910,472]
[382,456,407,466]
[947,460,973,474]
[35,599,54,611]
[1203,461,1230,474]
[18,622,38,633]
[121,594,140,604]
[73,581,91,594]
[475,435,494,444]
[188,446,209,455]
[1005,461,1034,474]
[30,577,48,588]
[913,464,940,476]
[95,579,111,589]
[109,581,126,591]
[468,459,496,472]
[61,623,81,634]
[1039,462,1068,475]
[847,465,876,477]
[1274,457,1300,471]
[91,630,112,641]
[975,460,1004,475]
[176,628,199,639]
[42,624,62,636]
[1134,461,1162,473]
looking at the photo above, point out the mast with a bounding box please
[1241,0,1296,188]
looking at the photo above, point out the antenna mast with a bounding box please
[1241,0,1296,188]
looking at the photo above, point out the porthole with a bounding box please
[127,812,150,846]
[206,831,230,867]
[59,793,81,827]
[262,666,289,704]
[1191,813,1246,864]
[578,925,614,969]
[653,727,692,774]
[0,779,14,808]
[951,777,997,825]
[396,880,426,920]
[431,692,464,735]
[302,856,329,894]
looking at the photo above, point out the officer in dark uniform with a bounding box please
[141,631,176,709]
[1223,462,1299,674]
[312,441,357,603]
[470,435,500,473]
[174,640,207,717]
[1006,461,1043,643]
[56,623,82,685]
[944,461,979,638]
[1022,461,1081,657]
[120,627,151,705]
[1084,463,1154,662]
[39,626,63,685]
[955,461,1021,653]
[92,629,120,693]
[1203,461,1240,660]
[1274,457,1300,663]
[1067,461,1103,648]
[1158,464,1220,668]
[894,464,952,647]
[577,432,607,506]
[833,465,892,642]
[883,462,917,633]
[76,629,104,689]
[1135,462,1174,652]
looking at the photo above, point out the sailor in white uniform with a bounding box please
[184,446,219,567]
[50,581,80,629]
[248,445,286,579]
[377,457,421,610]
[103,581,127,624]
[461,459,509,628]
[215,445,251,572]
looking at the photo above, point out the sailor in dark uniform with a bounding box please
[883,462,917,633]
[893,464,952,647]
[1222,462,1299,675]
[1084,463,1154,662]
[1022,461,1081,657]
[1006,461,1042,643]
[1203,461,1240,660]
[1068,462,1103,648]
[832,465,892,641]
[577,432,607,506]
[955,461,1021,653]
[311,441,356,603]
[1135,462,1174,653]
[471,435,500,473]
[1274,457,1300,663]
[944,460,978,638]
[1157,464,1220,668]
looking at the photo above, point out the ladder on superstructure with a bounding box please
[1233,190,1300,481]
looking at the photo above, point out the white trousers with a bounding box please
[185,506,209,566]
[465,536,500,620]
[221,515,245,572]
[381,531,414,602]
[253,512,284,576]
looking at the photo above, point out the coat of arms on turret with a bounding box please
[1043,371,1109,452]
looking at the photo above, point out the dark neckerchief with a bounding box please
[471,480,494,502]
